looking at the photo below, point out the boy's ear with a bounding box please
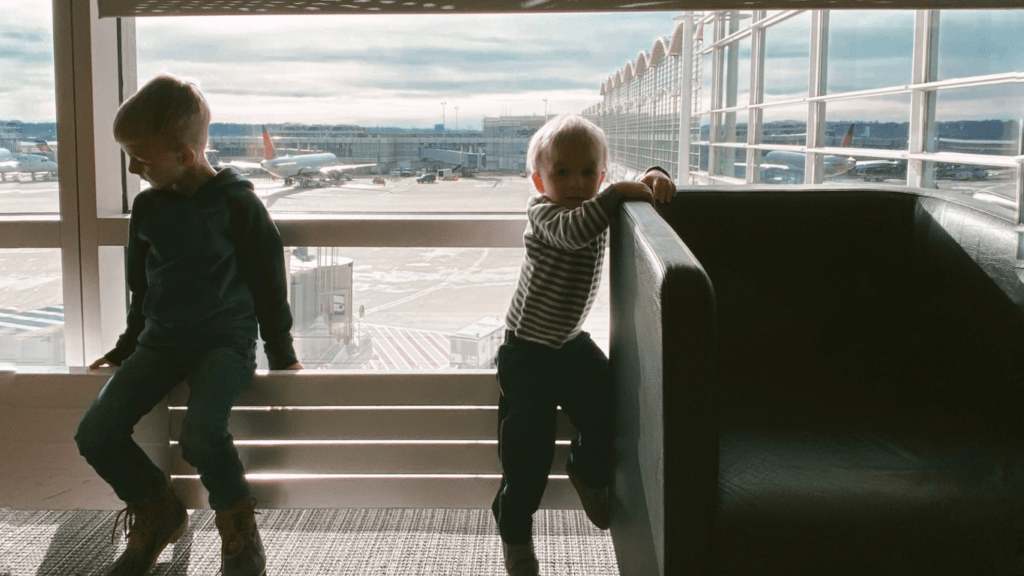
[178,146,197,166]
[531,172,546,194]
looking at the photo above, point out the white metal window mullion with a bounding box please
[97,16,136,360]
[747,10,766,184]
[53,0,85,367]
[678,12,694,184]
[720,13,743,178]
[1017,120,1024,227]
[908,10,938,188]
[1016,164,1024,228]
[805,9,828,185]
[67,0,132,365]
[707,13,722,180]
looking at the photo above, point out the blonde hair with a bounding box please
[526,114,608,175]
[113,74,210,151]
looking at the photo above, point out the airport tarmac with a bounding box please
[253,173,535,214]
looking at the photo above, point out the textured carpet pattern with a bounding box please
[0,508,619,575]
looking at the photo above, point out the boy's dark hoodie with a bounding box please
[105,167,297,369]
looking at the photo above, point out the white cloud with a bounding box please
[134,12,675,128]
[0,1,56,122]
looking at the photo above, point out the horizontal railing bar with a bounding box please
[167,373,500,406]
[171,476,582,510]
[168,408,577,440]
[169,443,573,475]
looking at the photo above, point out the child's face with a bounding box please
[119,138,187,191]
[532,137,605,210]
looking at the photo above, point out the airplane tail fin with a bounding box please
[262,125,277,160]
[34,139,52,153]
[841,123,855,147]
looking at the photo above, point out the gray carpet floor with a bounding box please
[0,508,619,575]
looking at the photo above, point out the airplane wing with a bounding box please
[317,163,377,174]
[973,192,1015,209]
[220,159,264,171]
[757,163,794,172]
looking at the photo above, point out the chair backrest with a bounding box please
[655,188,919,426]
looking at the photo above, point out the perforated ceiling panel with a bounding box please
[97,0,1022,17]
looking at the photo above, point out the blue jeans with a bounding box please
[491,331,613,544]
[76,343,256,510]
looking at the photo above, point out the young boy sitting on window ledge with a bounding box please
[76,73,301,576]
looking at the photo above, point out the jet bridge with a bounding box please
[420,147,485,170]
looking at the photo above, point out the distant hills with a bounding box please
[2,119,1019,144]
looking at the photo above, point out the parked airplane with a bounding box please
[224,125,375,187]
[0,146,59,182]
[31,139,55,160]
[849,158,908,182]
[758,124,857,184]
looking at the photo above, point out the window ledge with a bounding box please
[0,216,61,248]
[97,213,528,247]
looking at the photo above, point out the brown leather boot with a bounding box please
[216,497,267,576]
[105,487,189,576]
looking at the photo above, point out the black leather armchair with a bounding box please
[609,187,1024,576]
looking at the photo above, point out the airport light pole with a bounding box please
[441,101,446,129]
[454,106,459,131]
[543,98,548,120]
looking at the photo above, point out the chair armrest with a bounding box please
[609,201,718,576]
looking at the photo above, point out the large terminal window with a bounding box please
[599,9,1023,211]
[0,1,63,366]
[5,3,1024,368]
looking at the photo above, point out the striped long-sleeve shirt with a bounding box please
[505,185,624,349]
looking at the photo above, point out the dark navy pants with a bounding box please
[76,343,256,510]
[491,330,613,544]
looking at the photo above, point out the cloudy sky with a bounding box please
[2,2,680,128]
[138,12,687,129]
[2,3,1022,128]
